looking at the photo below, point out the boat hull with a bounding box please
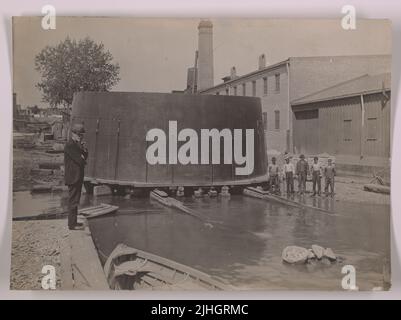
[104,243,228,290]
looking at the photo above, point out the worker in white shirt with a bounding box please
[283,156,295,195]
[268,157,280,194]
[324,158,336,197]
[310,156,322,196]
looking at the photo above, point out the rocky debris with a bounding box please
[336,256,345,264]
[306,259,317,272]
[307,249,316,260]
[311,244,325,259]
[323,248,337,261]
[282,246,310,264]
[321,257,332,266]
[282,245,340,266]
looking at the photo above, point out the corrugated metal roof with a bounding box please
[292,73,391,106]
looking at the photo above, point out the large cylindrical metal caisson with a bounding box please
[71,91,267,187]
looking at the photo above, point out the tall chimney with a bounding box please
[258,54,266,70]
[186,67,196,91]
[197,20,214,91]
[230,66,237,79]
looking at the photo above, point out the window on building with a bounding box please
[242,83,246,96]
[263,77,268,95]
[274,110,280,130]
[263,112,268,131]
[233,86,237,96]
[343,119,352,141]
[225,88,229,95]
[367,117,378,141]
[216,92,220,95]
[252,81,256,97]
[275,73,280,93]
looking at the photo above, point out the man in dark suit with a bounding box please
[64,123,88,230]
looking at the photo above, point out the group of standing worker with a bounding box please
[268,154,336,197]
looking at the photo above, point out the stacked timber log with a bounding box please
[363,171,391,195]
[363,184,390,195]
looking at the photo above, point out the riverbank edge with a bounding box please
[10,218,109,290]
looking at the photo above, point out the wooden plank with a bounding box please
[59,234,73,290]
[79,204,110,214]
[150,191,173,207]
[150,191,216,224]
[82,206,113,215]
[244,187,301,209]
[243,187,269,200]
[79,205,105,212]
[152,189,168,198]
[84,174,268,188]
[69,227,109,290]
[244,187,334,214]
[79,204,119,219]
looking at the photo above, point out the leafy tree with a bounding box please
[35,37,120,108]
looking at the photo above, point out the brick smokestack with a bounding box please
[197,20,214,91]
[258,54,266,70]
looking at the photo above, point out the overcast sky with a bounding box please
[13,17,391,107]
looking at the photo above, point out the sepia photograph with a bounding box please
[10,17,391,291]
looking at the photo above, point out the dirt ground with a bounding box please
[276,175,390,206]
[333,176,390,206]
[10,219,69,290]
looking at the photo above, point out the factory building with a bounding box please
[291,73,391,169]
[186,20,391,170]
[200,54,391,153]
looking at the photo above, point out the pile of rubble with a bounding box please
[282,245,342,266]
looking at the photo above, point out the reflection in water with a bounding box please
[12,190,390,290]
[86,194,390,290]
[13,191,69,218]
